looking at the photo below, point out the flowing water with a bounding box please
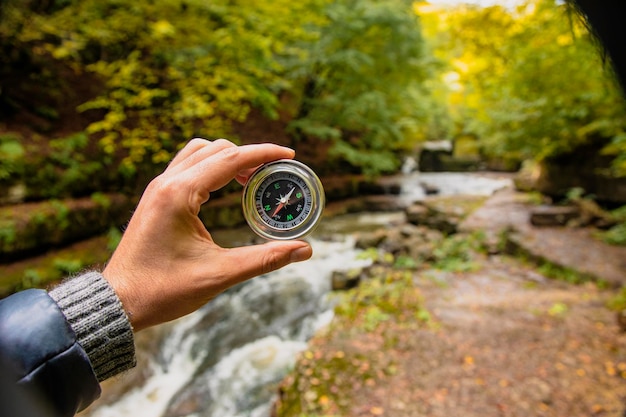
[84,171,512,417]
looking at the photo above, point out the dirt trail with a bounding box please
[293,186,626,417]
[408,258,626,417]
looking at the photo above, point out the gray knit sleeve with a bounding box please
[49,271,136,381]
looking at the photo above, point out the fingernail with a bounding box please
[290,245,312,263]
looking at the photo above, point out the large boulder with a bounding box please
[532,142,626,205]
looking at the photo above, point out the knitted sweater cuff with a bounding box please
[49,271,136,382]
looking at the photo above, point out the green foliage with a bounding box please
[46,133,104,197]
[2,0,326,174]
[536,257,592,284]
[601,222,626,246]
[393,254,418,269]
[49,199,70,230]
[432,0,626,169]
[1,0,443,178]
[0,220,17,250]
[356,247,394,265]
[596,205,626,246]
[3,0,626,183]
[106,226,123,252]
[604,133,626,176]
[607,286,626,312]
[547,302,569,318]
[52,257,84,275]
[288,0,436,175]
[431,233,483,272]
[90,192,111,209]
[0,133,25,182]
[335,270,429,330]
[0,128,123,200]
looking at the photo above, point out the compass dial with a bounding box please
[242,160,324,240]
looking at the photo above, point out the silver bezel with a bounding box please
[242,159,325,240]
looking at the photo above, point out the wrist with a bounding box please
[49,271,136,381]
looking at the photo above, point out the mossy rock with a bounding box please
[0,193,135,261]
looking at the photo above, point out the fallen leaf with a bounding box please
[370,406,384,415]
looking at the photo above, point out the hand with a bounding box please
[102,139,313,331]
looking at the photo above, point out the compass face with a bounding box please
[242,160,324,240]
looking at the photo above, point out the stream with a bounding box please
[82,171,512,417]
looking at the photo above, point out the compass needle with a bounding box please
[271,202,285,217]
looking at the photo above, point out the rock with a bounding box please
[570,198,616,229]
[405,203,430,225]
[331,269,363,291]
[407,240,438,262]
[513,160,541,192]
[419,181,440,195]
[534,141,626,205]
[418,142,453,172]
[362,195,410,212]
[356,177,403,196]
[405,202,459,235]
[355,229,388,249]
[399,223,426,237]
[529,205,580,227]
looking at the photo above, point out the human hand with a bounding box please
[102,139,313,331]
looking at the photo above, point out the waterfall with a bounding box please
[86,236,373,417]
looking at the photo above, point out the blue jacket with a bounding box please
[0,289,100,417]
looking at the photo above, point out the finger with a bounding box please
[168,138,211,168]
[216,240,312,287]
[235,165,262,186]
[168,138,235,172]
[190,143,295,192]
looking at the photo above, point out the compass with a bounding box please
[242,159,325,240]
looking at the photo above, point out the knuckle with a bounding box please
[212,138,235,148]
[147,175,181,202]
[188,137,210,148]
[218,144,240,161]
[261,251,285,274]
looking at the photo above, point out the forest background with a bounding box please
[1,0,626,290]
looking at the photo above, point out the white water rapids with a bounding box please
[81,172,511,417]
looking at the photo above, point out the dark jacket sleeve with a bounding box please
[0,289,100,417]
[0,271,136,417]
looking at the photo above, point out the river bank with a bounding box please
[274,184,626,417]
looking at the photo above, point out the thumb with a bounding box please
[222,240,313,283]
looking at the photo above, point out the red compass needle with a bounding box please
[271,187,295,217]
[271,202,285,217]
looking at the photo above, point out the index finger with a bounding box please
[190,143,295,193]
[235,165,262,186]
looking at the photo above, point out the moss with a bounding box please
[0,194,133,260]
[0,234,112,296]
[607,286,626,312]
[501,228,597,286]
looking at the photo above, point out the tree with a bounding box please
[429,0,626,170]
[1,0,325,177]
[288,0,437,175]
